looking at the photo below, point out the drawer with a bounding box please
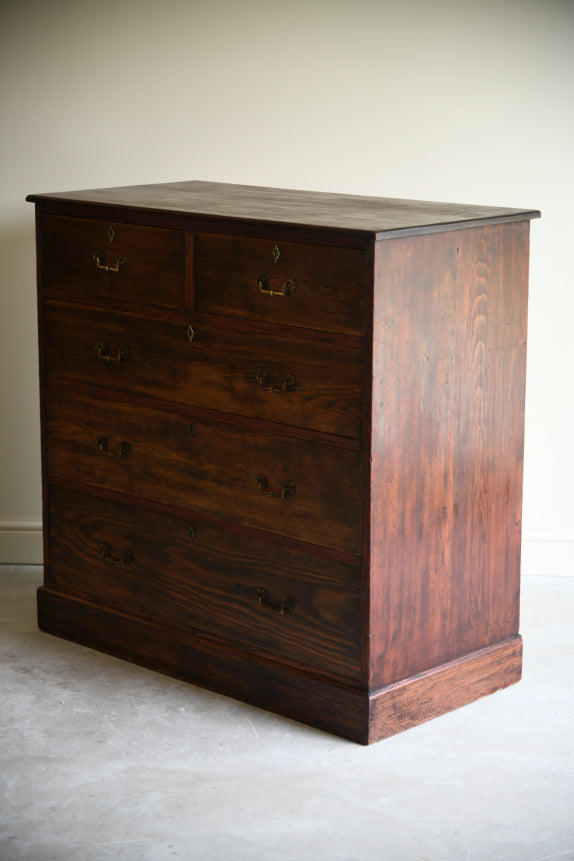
[194,233,365,335]
[41,215,186,309]
[44,300,364,439]
[48,487,362,680]
[46,387,363,556]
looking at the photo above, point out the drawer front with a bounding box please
[194,234,365,335]
[41,215,186,309]
[44,301,364,439]
[48,488,362,680]
[46,387,363,556]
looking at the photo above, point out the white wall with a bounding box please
[1,0,572,573]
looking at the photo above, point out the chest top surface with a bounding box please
[27,180,540,238]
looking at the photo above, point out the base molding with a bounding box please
[37,587,522,745]
[368,636,522,743]
[37,587,367,741]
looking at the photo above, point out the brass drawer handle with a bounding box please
[93,251,128,273]
[256,369,297,394]
[256,474,295,499]
[99,542,133,566]
[256,274,296,296]
[255,587,294,615]
[97,437,131,458]
[95,341,129,363]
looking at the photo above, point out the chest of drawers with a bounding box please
[27,181,539,744]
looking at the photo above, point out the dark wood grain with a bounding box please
[49,487,362,681]
[41,214,186,309]
[368,222,529,687]
[368,636,522,743]
[194,233,365,335]
[36,586,522,744]
[30,181,537,743]
[46,385,363,556]
[28,181,540,237]
[35,208,52,583]
[44,300,364,439]
[37,586,370,743]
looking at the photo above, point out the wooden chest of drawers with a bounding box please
[28,181,539,744]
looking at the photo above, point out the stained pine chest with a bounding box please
[28,181,539,743]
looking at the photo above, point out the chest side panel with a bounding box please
[369,222,530,687]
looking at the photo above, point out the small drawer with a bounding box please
[194,234,365,335]
[41,215,185,309]
[48,487,362,680]
[44,301,364,439]
[46,387,363,556]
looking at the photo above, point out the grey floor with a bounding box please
[1,567,573,861]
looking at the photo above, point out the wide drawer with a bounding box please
[193,233,365,335]
[46,387,363,556]
[41,215,186,309]
[48,487,362,680]
[44,300,364,439]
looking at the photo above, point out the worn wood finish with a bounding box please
[30,180,538,742]
[367,636,523,743]
[36,586,522,745]
[44,300,364,439]
[28,181,539,237]
[37,587,369,742]
[46,385,363,556]
[369,222,529,687]
[49,487,362,680]
[41,214,186,308]
[194,233,365,335]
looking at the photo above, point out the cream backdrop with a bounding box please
[1,0,572,572]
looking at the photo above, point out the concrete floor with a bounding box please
[1,567,573,861]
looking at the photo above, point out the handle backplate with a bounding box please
[99,543,133,566]
[256,474,295,499]
[93,252,128,273]
[256,369,297,394]
[96,341,129,363]
[97,437,131,458]
[257,275,296,297]
[255,587,295,615]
